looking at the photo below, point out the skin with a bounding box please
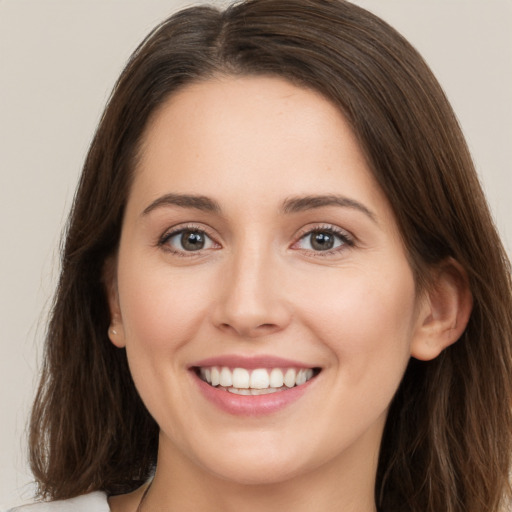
[107,76,471,512]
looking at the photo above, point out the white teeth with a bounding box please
[251,388,276,395]
[296,369,307,386]
[250,368,270,389]
[211,367,220,387]
[219,367,232,387]
[232,368,250,389]
[228,387,281,395]
[198,366,317,391]
[228,388,251,395]
[269,368,284,388]
[284,368,296,388]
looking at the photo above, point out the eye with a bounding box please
[160,228,217,253]
[294,227,353,253]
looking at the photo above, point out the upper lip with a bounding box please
[190,354,319,370]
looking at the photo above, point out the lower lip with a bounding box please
[192,371,316,416]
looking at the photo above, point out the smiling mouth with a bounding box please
[195,366,321,395]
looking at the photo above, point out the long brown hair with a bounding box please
[29,1,512,510]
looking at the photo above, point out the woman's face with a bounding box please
[109,76,428,486]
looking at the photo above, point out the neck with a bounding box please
[144,432,379,512]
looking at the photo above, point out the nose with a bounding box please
[212,245,292,339]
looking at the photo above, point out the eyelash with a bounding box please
[157,223,219,257]
[293,224,355,257]
[157,223,355,258]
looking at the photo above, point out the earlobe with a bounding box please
[108,321,126,348]
[108,320,126,348]
[103,256,126,348]
[411,258,473,361]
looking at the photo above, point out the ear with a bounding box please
[103,256,126,348]
[411,258,473,361]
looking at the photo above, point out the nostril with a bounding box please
[217,321,281,338]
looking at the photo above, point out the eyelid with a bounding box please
[156,222,354,257]
[157,223,221,254]
[291,224,355,255]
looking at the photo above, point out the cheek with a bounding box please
[117,258,216,353]
[294,264,418,451]
[115,258,216,421]
[299,263,417,379]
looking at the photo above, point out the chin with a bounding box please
[190,436,322,487]
[210,458,310,487]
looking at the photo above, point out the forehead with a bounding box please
[131,75,392,223]
[140,75,351,161]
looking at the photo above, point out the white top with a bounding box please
[6,492,109,512]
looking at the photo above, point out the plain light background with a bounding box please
[1,0,511,508]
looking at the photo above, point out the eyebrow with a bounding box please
[142,193,221,215]
[142,192,376,222]
[282,194,377,222]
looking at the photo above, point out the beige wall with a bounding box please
[1,0,510,507]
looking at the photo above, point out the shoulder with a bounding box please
[6,492,109,512]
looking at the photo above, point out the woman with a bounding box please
[12,0,512,511]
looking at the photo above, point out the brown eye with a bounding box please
[161,228,216,253]
[310,232,336,251]
[181,231,206,251]
[295,228,351,253]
